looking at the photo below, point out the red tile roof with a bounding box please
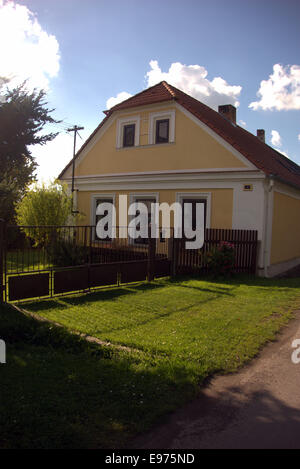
[59,81,300,190]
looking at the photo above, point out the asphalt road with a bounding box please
[132,310,300,449]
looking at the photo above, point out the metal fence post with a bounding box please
[0,219,5,303]
[147,235,156,281]
[170,234,177,277]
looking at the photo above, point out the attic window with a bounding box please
[155,119,169,143]
[116,115,140,149]
[148,110,175,145]
[123,124,135,147]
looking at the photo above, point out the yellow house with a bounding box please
[59,81,300,277]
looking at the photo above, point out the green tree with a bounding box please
[0,80,60,222]
[15,181,74,246]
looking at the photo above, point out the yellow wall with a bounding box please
[75,105,247,176]
[271,191,300,264]
[77,188,233,229]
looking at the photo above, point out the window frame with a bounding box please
[129,193,159,245]
[155,119,169,144]
[116,115,140,149]
[176,192,211,237]
[91,193,116,242]
[148,110,175,145]
[123,123,135,147]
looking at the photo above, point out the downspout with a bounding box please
[263,176,274,277]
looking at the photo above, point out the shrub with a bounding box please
[47,239,88,267]
[206,241,235,277]
[15,181,74,247]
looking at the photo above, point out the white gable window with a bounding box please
[148,110,175,145]
[116,115,140,149]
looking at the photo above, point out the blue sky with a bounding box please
[1,0,300,181]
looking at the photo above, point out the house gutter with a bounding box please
[263,175,274,277]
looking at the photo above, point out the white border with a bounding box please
[116,115,140,149]
[148,110,175,145]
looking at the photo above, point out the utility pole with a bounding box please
[67,125,84,213]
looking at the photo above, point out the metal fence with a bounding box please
[1,223,173,302]
[0,221,258,303]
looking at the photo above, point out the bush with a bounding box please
[15,181,74,247]
[47,239,88,267]
[206,241,235,277]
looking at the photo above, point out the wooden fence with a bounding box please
[174,228,258,274]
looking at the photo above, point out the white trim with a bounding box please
[116,115,140,149]
[176,192,211,228]
[62,167,260,181]
[148,109,175,144]
[69,172,265,192]
[174,102,257,170]
[129,192,159,205]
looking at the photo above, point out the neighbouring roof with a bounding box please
[59,81,300,190]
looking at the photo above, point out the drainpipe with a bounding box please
[263,176,274,277]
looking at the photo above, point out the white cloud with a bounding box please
[239,120,247,128]
[30,132,74,183]
[249,64,300,111]
[106,91,132,109]
[0,0,60,90]
[271,130,282,147]
[146,60,242,109]
[105,60,242,111]
[298,134,300,141]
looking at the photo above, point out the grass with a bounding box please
[0,302,196,449]
[1,274,300,448]
[6,249,51,273]
[27,275,300,375]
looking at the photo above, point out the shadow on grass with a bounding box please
[0,303,198,449]
[26,276,239,314]
[26,281,167,312]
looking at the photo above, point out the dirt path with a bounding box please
[132,311,300,449]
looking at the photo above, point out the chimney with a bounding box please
[257,129,265,143]
[218,104,236,124]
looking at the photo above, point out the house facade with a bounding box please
[59,81,300,277]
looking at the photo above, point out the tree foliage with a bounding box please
[15,181,73,246]
[0,80,60,222]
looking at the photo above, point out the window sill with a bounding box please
[116,142,175,151]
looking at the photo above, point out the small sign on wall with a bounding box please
[243,184,253,191]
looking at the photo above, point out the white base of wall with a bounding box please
[261,257,300,278]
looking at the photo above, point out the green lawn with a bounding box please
[27,275,300,376]
[0,302,195,449]
[6,249,51,273]
[1,274,300,448]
